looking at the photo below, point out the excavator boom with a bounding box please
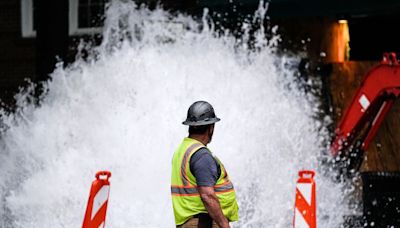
[331,53,400,163]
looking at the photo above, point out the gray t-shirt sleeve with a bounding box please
[189,148,221,187]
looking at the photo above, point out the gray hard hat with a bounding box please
[182,101,221,126]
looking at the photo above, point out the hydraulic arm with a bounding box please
[331,53,400,169]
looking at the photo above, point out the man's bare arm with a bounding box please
[197,186,230,228]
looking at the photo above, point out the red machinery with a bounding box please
[331,53,400,170]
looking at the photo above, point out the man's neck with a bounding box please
[188,134,208,146]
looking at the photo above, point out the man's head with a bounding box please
[183,101,220,145]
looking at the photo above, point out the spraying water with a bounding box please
[0,1,354,227]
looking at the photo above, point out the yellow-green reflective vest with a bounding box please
[171,137,239,225]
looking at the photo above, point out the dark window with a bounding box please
[78,0,106,28]
[32,0,38,31]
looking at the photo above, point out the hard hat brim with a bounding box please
[182,117,221,126]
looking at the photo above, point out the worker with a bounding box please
[171,101,239,228]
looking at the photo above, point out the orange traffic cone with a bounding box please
[82,171,112,228]
[293,170,316,228]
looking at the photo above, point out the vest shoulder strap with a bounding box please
[181,143,204,186]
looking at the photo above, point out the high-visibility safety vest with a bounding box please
[171,137,239,225]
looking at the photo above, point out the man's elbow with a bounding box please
[200,192,215,201]
[197,186,216,201]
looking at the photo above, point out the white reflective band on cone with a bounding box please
[92,185,110,219]
[297,183,312,205]
[295,208,310,228]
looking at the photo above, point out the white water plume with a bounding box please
[0,1,353,227]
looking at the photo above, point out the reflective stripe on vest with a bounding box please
[177,142,235,195]
[171,181,235,196]
[180,143,203,186]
